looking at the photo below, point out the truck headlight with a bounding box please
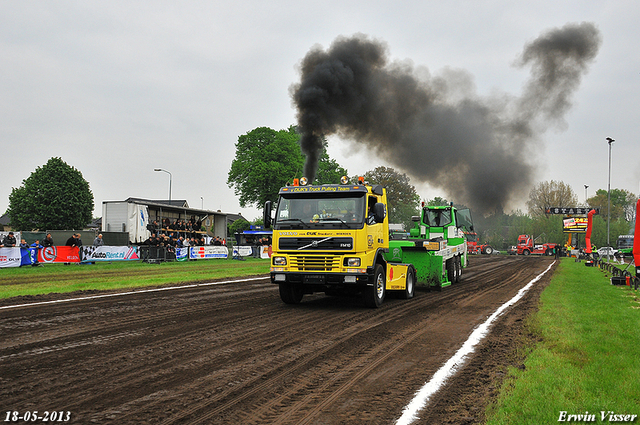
[345,258,361,267]
[273,256,287,266]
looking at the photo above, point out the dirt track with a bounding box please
[0,255,556,424]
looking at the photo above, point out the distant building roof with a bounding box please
[124,198,190,208]
[103,198,230,216]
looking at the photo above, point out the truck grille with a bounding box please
[290,255,341,272]
[279,237,353,251]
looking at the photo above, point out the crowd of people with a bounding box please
[142,217,226,249]
[142,233,226,249]
[146,218,205,238]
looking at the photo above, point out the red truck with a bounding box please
[516,234,558,256]
[465,231,494,254]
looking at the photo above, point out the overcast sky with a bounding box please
[1,1,638,221]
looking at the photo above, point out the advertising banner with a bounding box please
[233,246,253,257]
[260,245,272,259]
[21,248,39,266]
[176,247,189,261]
[563,216,588,233]
[37,246,81,264]
[0,247,22,268]
[189,246,228,259]
[80,246,140,263]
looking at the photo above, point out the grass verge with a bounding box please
[485,258,640,424]
[0,258,271,299]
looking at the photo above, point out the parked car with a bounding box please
[507,246,517,255]
[597,246,618,257]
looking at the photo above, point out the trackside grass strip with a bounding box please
[0,258,271,299]
[485,258,640,424]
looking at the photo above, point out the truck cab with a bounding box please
[264,177,414,307]
[385,204,470,289]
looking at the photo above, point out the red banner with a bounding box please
[37,246,81,264]
[634,199,640,267]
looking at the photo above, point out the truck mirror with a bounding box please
[374,202,386,223]
[411,215,420,222]
[263,201,272,229]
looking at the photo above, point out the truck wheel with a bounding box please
[279,282,303,304]
[455,255,462,283]
[446,258,455,284]
[364,264,386,308]
[399,266,416,299]
[523,250,530,256]
[485,246,493,255]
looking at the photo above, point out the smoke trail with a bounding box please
[291,23,601,214]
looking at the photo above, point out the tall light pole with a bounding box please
[584,184,589,205]
[606,137,615,260]
[154,168,172,201]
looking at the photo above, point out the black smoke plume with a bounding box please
[291,22,601,214]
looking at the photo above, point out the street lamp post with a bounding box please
[606,137,615,261]
[584,184,589,205]
[154,168,172,201]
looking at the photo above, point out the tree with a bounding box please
[227,126,304,209]
[228,217,251,237]
[227,127,349,209]
[587,188,636,222]
[526,180,577,218]
[7,157,94,230]
[426,197,449,207]
[362,166,420,231]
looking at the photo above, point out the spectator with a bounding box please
[42,233,54,247]
[19,238,29,248]
[145,233,159,246]
[75,233,83,247]
[66,234,77,247]
[93,234,105,247]
[30,240,43,266]
[147,220,158,234]
[3,232,17,247]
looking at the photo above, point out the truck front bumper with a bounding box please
[270,271,373,287]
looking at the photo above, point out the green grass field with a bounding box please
[486,258,640,424]
[0,258,271,299]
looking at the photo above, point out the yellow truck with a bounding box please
[264,176,416,308]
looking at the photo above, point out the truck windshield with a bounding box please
[423,208,452,227]
[617,235,634,249]
[274,194,366,229]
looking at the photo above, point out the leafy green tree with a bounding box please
[426,197,449,207]
[227,127,349,209]
[587,188,636,222]
[526,180,578,218]
[362,166,420,231]
[227,217,251,239]
[7,157,94,230]
[227,126,304,209]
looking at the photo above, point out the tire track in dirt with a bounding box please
[0,256,555,424]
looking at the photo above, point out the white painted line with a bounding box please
[396,261,556,425]
[0,276,268,311]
